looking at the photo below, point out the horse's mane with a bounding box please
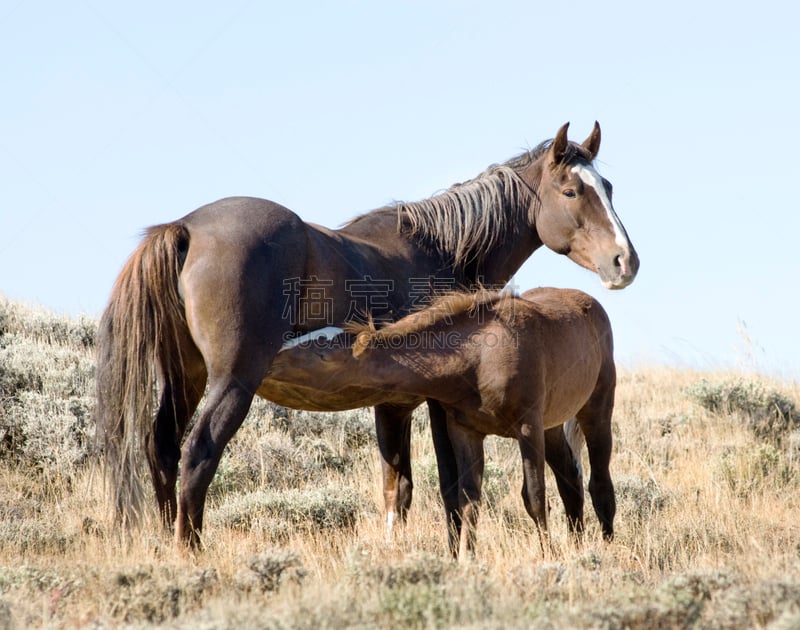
[395,161,531,270]
[348,289,504,357]
[343,137,593,271]
[394,138,597,270]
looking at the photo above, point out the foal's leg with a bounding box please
[428,400,462,547]
[517,412,548,541]
[544,422,585,537]
[577,390,616,541]
[444,413,485,559]
[374,403,417,538]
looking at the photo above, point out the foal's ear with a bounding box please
[551,122,570,163]
[581,121,601,160]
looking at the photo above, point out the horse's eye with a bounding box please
[563,189,576,199]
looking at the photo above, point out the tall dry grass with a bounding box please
[1,294,799,628]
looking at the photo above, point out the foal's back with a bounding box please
[518,287,613,344]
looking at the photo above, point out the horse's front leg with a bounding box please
[374,403,418,539]
[445,412,485,559]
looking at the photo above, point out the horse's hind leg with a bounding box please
[577,386,616,541]
[176,369,262,547]
[174,278,286,547]
[146,361,207,530]
[375,402,416,538]
[544,421,585,537]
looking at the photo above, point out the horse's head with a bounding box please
[524,122,639,289]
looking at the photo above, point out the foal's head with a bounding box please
[520,122,639,289]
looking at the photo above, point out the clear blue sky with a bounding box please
[2,1,798,379]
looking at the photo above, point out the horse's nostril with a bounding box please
[613,254,622,270]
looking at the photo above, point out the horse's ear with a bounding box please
[581,121,601,160]
[551,122,570,163]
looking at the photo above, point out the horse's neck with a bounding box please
[338,160,546,286]
[474,232,543,286]
[475,162,546,285]
[402,160,545,286]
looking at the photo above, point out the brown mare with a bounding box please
[96,122,638,546]
[270,287,616,557]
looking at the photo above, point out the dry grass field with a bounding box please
[1,295,800,628]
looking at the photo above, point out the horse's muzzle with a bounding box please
[599,247,639,290]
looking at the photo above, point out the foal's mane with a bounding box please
[349,289,504,357]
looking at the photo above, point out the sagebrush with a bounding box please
[1,295,800,628]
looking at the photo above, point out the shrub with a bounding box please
[235,550,305,593]
[0,394,94,477]
[716,443,798,496]
[0,520,79,555]
[357,553,449,588]
[209,485,371,541]
[416,454,512,511]
[686,378,798,441]
[614,475,672,527]
[699,576,800,628]
[210,432,351,499]
[0,345,95,476]
[0,301,96,477]
[347,553,453,628]
[0,360,43,400]
[286,406,376,450]
[108,566,218,624]
[0,297,96,348]
[583,570,732,629]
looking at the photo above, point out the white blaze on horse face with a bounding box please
[386,510,396,541]
[278,326,344,352]
[571,164,629,251]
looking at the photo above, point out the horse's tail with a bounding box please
[564,417,585,496]
[95,222,190,527]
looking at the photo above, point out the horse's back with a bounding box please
[179,196,306,243]
[176,196,309,280]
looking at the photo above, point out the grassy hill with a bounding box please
[1,295,800,628]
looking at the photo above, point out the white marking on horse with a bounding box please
[278,326,344,352]
[571,164,629,251]
[386,510,396,541]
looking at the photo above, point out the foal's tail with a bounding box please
[95,222,190,526]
